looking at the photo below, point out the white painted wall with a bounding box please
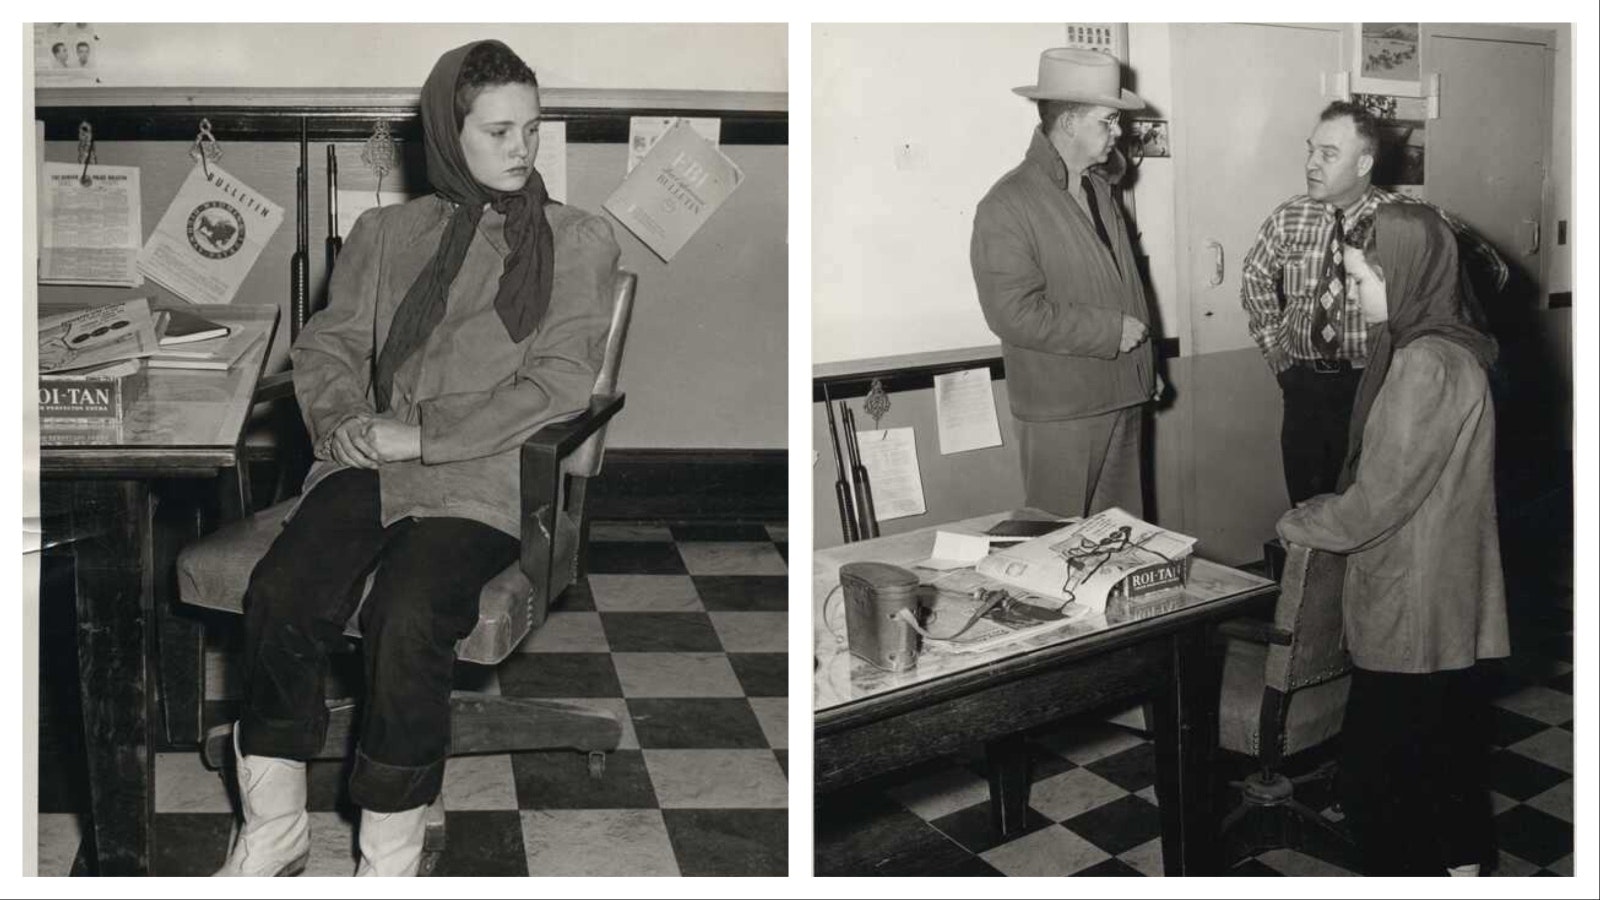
[40,23,787,92]
[812,23,1067,367]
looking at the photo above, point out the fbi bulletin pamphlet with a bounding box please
[39,162,143,288]
[605,118,742,262]
[139,163,284,304]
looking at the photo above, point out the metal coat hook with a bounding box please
[76,121,96,186]
[361,119,396,206]
[189,118,222,178]
[863,378,891,427]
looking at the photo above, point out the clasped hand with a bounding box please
[329,415,421,469]
[1119,314,1149,354]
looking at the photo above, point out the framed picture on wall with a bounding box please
[1352,23,1423,97]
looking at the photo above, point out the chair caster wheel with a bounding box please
[588,751,606,779]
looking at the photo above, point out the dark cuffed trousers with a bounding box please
[1339,665,1497,876]
[1277,362,1363,505]
[238,468,518,812]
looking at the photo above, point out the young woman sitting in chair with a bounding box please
[216,39,619,876]
[1275,203,1507,877]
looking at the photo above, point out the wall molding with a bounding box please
[34,87,788,145]
[812,338,1181,403]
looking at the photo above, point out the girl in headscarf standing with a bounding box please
[1275,203,1508,876]
[216,40,619,876]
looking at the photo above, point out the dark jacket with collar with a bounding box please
[970,128,1154,421]
[292,194,619,537]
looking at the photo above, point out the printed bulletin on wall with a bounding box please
[139,164,285,305]
[606,117,742,262]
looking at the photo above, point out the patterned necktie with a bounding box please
[1310,208,1346,357]
[1081,175,1120,275]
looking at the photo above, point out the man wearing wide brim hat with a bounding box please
[970,47,1161,519]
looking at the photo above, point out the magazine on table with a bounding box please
[38,297,161,373]
[974,508,1197,615]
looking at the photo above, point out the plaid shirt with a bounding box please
[1239,187,1507,373]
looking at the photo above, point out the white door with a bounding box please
[1423,25,1552,306]
[1174,23,1345,355]
[1171,23,1344,563]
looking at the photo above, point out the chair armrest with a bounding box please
[253,371,296,403]
[518,393,626,596]
[519,393,626,461]
[1217,617,1293,646]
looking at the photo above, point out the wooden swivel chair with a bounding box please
[174,271,637,872]
[1215,543,1355,865]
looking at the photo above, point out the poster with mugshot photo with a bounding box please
[34,23,100,85]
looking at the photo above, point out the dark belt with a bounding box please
[1295,358,1366,375]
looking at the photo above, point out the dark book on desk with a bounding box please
[156,308,231,346]
[38,358,146,421]
[985,518,1071,538]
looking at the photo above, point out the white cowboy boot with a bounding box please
[214,727,310,877]
[355,805,428,876]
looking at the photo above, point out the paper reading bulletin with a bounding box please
[139,163,284,305]
[605,118,742,262]
[40,163,144,288]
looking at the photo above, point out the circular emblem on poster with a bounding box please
[187,201,246,259]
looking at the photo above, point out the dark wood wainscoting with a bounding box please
[589,448,787,522]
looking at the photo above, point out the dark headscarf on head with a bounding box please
[372,39,554,413]
[1336,203,1498,490]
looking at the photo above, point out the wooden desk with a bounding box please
[38,301,278,876]
[813,510,1275,876]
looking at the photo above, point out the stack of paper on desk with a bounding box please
[145,327,263,371]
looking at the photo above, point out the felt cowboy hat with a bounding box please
[1013,47,1145,110]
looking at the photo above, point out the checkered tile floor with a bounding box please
[37,521,789,877]
[815,587,1573,877]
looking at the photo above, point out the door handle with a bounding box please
[1206,241,1225,287]
[1525,219,1541,255]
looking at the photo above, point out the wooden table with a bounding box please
[813,510,1275,876]
[38,300,278,876]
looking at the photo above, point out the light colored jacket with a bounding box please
[292,195,619,537]
[970,128,1155,422]
[1277,336,1509,673]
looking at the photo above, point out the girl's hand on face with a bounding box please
[362,418,423,463]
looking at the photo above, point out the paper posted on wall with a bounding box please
[854,426,926,521]
[39,163,144,288]
[34,23,100,85]
[974,508,1197,616]
[38,297,160,374]
[139,163,285,304]
[604,118,743,262]
[933,367,1003,454]
[627,117,722,173]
